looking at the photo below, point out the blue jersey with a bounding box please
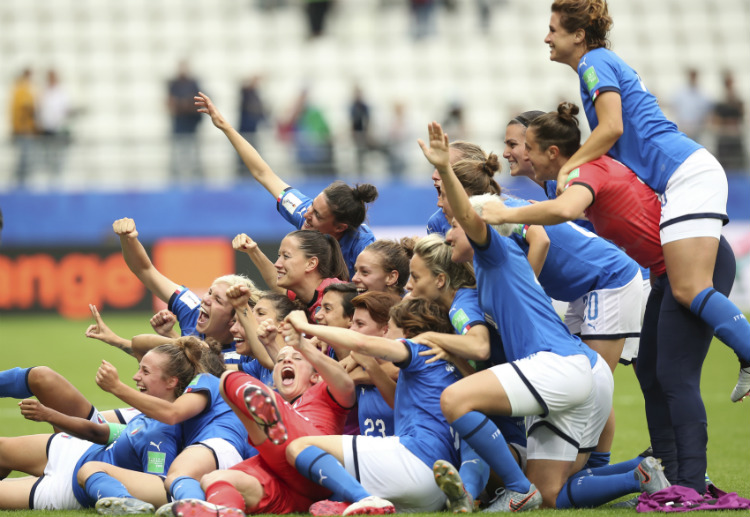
[543,182,648,281]
[504,197,638,301]
[426,208,451,236]
[471,224,598,366]
[577,48,701,194]
[450,288,506,366]
[277,187,376,279]
[450,288,525,446]
[181,373,252,458]
[393,339,462,469]
[238,357,275,388]
[168,287,240,365]
[72,414,182,506]
[357,385,395,438]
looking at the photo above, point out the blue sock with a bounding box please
[458,440,490,499]
[295,446,370,502]
[690,288,750,362]
[0,367,33,399]
[555,470,640,508]
[452,412,529,493]
[85,472,131,500]
[584,451,610,469]
[170,476,205,500]
[577,456,643,477]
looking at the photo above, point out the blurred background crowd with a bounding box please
[1,0,748,192]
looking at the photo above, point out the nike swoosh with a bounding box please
[509,490,538,511]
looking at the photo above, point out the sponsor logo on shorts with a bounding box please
[147,451,167,474]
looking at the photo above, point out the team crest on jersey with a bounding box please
[281,192,304,215]
[181,290,201,310]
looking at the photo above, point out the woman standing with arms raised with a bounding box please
[545,0,750,400]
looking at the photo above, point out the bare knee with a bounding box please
[26,366,53,393]
[440,384,471,423]
[285,436,315,466]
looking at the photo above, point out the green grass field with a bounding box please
[1,312,749,516]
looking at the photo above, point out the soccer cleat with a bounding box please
[433,460,474,513]
[96,497,155,515]
[155,503,175,517]
[172,499,244,517]
[309,500,351,516]
[635,456,671,494]
[243,384,287,445]
[610,496,639,509]
[730,367,750,402]
[482,484,541,513]
[342,496,395,515]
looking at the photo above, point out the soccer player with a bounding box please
[351,239,414,296]
[545,0,750,400]
[195,91,377,279]
[481,102,737,493]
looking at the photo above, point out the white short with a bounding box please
[113,407,142,424]
[30,434,92,510]
[525,355,612,461]
[660,148,728,244]
[565,269,643,340]
[341,435,445,513]
[188,438,244,470]
[621,276,651,364]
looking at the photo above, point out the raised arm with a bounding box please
[481,186,593,227]
[85,304,134,356]
[285,311,410,364]
[555,91,623,194]
[419,122,488,246]
[232,233,284,294]
[113,218,180,303]
[195,92,289,198]
[281,322,356,408]
[95,360,208,426]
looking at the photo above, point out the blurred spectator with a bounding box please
[442,100,468,141]
[670,68,712,144]
[167,61,203,183]
[410,0,437,40]
[237,75,268,176]
[303,0,334,38]
[712,71,746,172]
[476,0,507,34]
[279,89,335,176]
[384,101,415,179]
[9,68,37,187]
[37,69,71,180]
[350,85,373,176]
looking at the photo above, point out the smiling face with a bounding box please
[503,123,535,179]
[405,254,444,301]
[253,297,280,325]
[445,219,474,264]
[303,193,345,237]
[274,236,311,291]
[314,290,352,328]
[524,128,557,180]
[132,351,178,401]
[195,282,234,343]
[352,250,394,293]
[349,307,388,337]
[272,346,318,402]
[545,12,582,67]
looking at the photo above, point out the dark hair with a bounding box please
[551,0,612,50]
[287,229,350,281]
[527,102,582,158]
[452,154,502,197]
[201,338,227,377]
[450,141,486,162]
[351,291,403,326]
[258,292,301,322]
[152,336,206,398]
[323,181,378,231]
[508,110,546,128]
[361,238,415,296]
[389,297,453,339]
[322,282,360,318]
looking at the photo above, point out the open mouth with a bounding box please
[280,366,295,386]
[137,384,147,393]
[197,306,209,326]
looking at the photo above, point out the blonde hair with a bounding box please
[213,274,263,307]
[413,234,476,293]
